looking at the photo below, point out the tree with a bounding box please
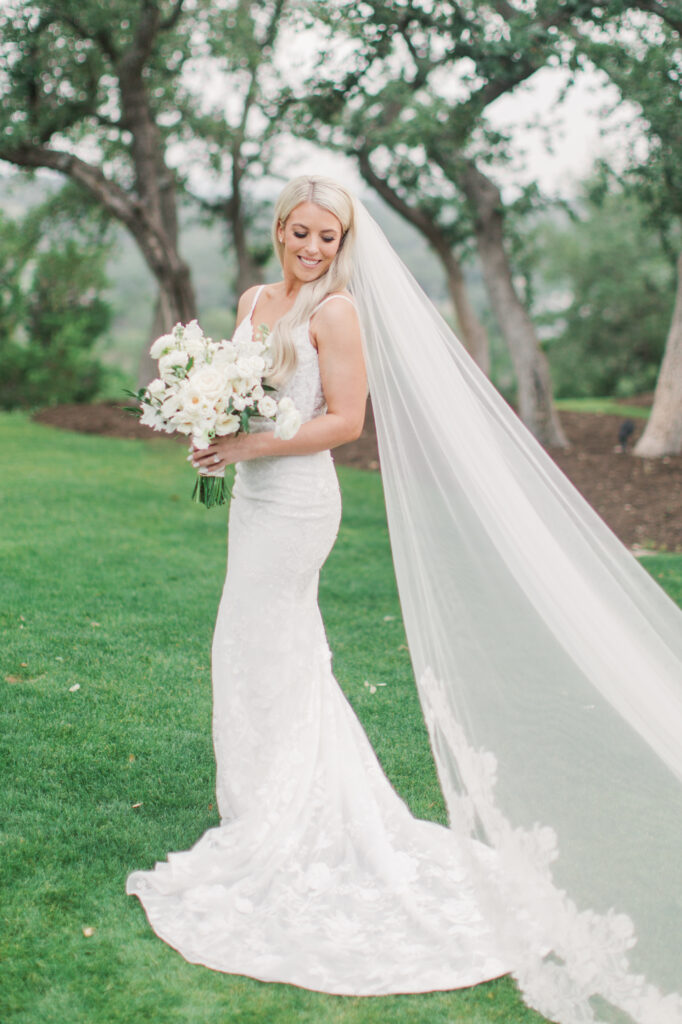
[529,176,676,398]
[0,189,112,408]
[579,6,682,454]
[0,0,198,373]
[292,1,635,445]
[174,0,289,297]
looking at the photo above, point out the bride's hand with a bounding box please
[190,434,255,472]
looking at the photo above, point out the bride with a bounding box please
[127,176,682,1024]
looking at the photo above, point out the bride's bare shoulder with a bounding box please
[236,284,262,321]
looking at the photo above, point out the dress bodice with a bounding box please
[231,302,326,427]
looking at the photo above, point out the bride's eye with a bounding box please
[294,231,307,238]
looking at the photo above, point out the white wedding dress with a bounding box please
[126,286,511,995]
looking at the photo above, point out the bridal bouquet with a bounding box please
[131,320,302,508]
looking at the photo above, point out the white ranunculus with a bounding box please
[214,412,240,436]
[188,365,227,404]
[257,395,278,419]
[149,333,175,359]
[274,397,302,440]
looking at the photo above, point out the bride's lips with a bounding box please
[298,255,322,268]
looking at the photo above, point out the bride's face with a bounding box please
[278,202,343,283]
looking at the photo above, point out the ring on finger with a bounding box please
[213,454,220,464]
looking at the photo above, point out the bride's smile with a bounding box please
[278,200,343,286]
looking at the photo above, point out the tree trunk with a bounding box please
[230,186,264,297]
[460,160,568,448]
[634,251,682,457]
[440,247,490,375]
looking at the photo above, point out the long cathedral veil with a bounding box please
[349,200,682,1024]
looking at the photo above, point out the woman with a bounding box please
[128,177,682,1024]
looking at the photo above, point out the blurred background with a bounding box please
[0,0,680,462]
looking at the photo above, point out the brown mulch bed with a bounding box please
[33,399,682,552]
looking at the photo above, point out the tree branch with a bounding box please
[160,0,185,32]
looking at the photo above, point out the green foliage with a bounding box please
[532,184,676,398]
[0,204,111,409]
[0,411,555,1024]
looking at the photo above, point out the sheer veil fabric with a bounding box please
[349,200,682,1024]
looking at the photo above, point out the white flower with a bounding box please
[213,343,237,367]
[140,403,166,431]
[149,333,175,359]
[251,384,264,401]
[257,395,278,418]
[192,425,212,449]
[159,349,190,382]
[236,355,265,378]
[188,365,227,404]
[215,412,240,436]
[274,396,302,440]
[181,320,207,358]
[146,377,166,401]
[231,394,247,412]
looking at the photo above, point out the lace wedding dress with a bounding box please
[126,286,511,995]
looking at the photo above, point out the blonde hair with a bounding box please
[267,175,356,387]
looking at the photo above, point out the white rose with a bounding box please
[236,355,265,378]
[215,412,240,436]
[257,395,278,418]
[149,333,175,359]
[188,365,227,404]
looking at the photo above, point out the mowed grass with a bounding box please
[2,412,680,1024]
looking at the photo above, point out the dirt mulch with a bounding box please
[32,399,682,552]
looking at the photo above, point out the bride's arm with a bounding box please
[192,299,367,469]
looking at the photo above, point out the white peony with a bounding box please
[257,395,278,418]
[149,333,175,359]
[274,396,302,440]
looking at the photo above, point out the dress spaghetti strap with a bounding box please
[310,293,356,317]
[247,284,266,321]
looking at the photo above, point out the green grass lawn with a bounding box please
[2,412,680,1024]
[554,396,651,418]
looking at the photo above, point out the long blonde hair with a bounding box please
[267,176,356,387]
